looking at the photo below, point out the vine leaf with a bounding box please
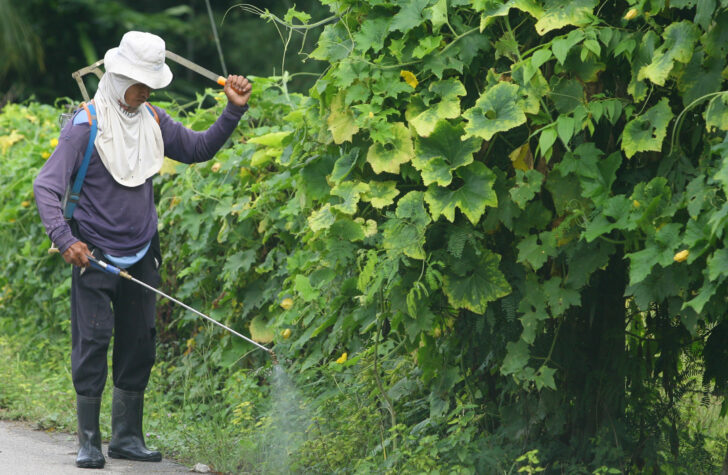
[353,17,391,53]
[621,98,673,158]
[533,0,598,36]
[409,78,467,137]
[331,181,370,215]
[366,122,414,174]
[382,191,431,259]
[330,149,359,185]
[500,339,530,376]
[638,21,700,86]
[463,82,527,141]
[362,181,400,208]
[442,246,511,314]
[308,204,336,232]
[517,231,557,271]
[677,50,725,107]
[327,92,359,144]
[413,121,480,186]
[425,161,498,224]
[390,0,433,33]
[705,93,728,132]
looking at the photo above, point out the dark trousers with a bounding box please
[70,246,161,397]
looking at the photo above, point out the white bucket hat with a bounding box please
[104,31,173,89]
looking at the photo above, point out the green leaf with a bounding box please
[294,275,319,302]
[330,148,359,184]
[308,204,336,232]
[362,181,400,208]
[533,0,598,36]
[501,339,530,376]
[426,0,448,31]
[538,127,558,160]
[413,35,443,59]
[443,246,511,314]
[707,249,728,281]
[556,115,575,146]
[705,93,728,132]
[534,365,557,390]
[628,31,659,101]
[509,169,544,209]
[366,122,414,174]
[409,78,467,137]
[463,82,527,141]
[551,30,585,65]
[621,98,673,158]
[390,0,433,32]
[677,51,725,107]
[331,181,369,214]
[638,21,700,86]
[310,23,353,62]
[353,17,391,53]
[247,131,291,147]
[413,121,480,186]
[425,161,498,225]
[382,191,431,259]
[517,231,557,271]
[328,92,359,144]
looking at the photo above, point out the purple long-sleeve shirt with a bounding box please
[34,102,246,256]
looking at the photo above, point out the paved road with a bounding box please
[0,420,190,474]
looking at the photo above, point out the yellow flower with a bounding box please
[50,138,59,147]
[280,298,293,310]
[673,249,689,262]
[400,70,418,89]
[20,201,30,208]
[624,8,638,20]
[41,151,50,159]
[282,328,292,339]
[633,200,640,208]
[211,162,222,172]
[335,352,348,364]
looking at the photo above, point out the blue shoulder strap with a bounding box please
[63,102,97,220]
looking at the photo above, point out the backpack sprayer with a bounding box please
[51,52,277,364]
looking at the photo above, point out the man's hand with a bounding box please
[224,75,252,108]
[63,241,91,267]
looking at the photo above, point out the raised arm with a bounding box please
[159,74,252,164]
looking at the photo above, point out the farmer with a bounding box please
[33,31,251,469]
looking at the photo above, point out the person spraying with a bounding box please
[33,31,252,469]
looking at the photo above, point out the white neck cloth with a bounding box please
[92,73,164,187]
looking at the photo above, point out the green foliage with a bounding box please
[4,0,728,471]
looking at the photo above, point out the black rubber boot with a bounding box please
[107,387,162,461]
[76,394,105,469]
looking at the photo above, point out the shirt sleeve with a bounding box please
[33,119,86,253]
[155,103,247,164]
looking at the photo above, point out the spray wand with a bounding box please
[71,253,277,364]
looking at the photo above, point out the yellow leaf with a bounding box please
[0,131,24,154]
[282,328,292,339]
[400,70,419,89]
[633,200,640,208]
[159,157,178,175]
[335,352,348,364]
[509,144,533,171]
[673,250,689,262]
[211,162,222,173]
